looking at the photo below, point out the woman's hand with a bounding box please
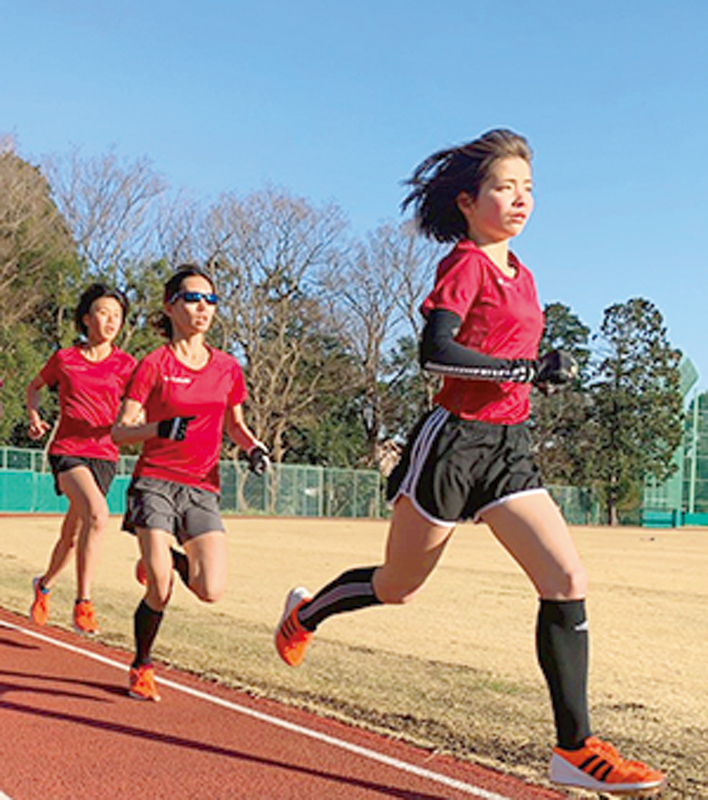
[28,415,52,441]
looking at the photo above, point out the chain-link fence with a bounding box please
[547,485,600,525]
[641,360,708,526]
[1,446,601,525]
[0,448,381,518]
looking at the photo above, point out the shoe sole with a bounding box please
[73,623,99,636]
[278,587,311,628]
[128,689,161,702]
[550,754,666,795]
[275,587,312,666]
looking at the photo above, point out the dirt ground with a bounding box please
[1,515,706,797]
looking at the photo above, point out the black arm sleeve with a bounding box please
[419,309,536,383]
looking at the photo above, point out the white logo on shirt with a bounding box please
[163,375,192,385]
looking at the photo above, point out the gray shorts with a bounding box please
[123,476,225,544]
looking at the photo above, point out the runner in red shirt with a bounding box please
[112,265,267,702]
[26,283,136,634]
[275,130,666,794]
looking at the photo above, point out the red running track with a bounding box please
[0,608,566,800]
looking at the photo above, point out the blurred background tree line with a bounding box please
[0,139,683,523]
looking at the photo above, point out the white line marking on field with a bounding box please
[1,618,524,800]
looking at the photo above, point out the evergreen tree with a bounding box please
[588,298,683,524]
[0,149,81,444]
[530,303,591,485]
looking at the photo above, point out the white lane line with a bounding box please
[1,617,522,800]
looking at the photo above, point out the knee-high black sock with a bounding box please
[298,567,382,632]
[133,599,164,667]
[171,548,189,587]
[536,599,591,749]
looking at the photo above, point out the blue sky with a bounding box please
[2,0,708,391]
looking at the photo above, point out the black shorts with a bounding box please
[387,406,545,526]
[48,454,117,497]
[123,476,224,544]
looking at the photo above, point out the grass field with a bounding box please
[1,514,706,797]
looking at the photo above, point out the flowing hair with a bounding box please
[401,129,533,242]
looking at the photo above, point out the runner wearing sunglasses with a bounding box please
[112,265,268,702]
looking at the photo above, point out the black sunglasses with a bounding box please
[169,291,219,306]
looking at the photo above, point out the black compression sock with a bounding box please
[536,598,592,749]
[133,599,164,667]
[298,567,382,631]
[171,548,189,587]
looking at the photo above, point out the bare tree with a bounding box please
[322,222,437,465]
[42,146,168,281]
[178,186,349,462]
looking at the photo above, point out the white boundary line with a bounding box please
[0,617,524,800]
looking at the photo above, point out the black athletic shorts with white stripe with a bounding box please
[387,406,545,526]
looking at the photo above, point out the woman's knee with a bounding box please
[540,562,588,600]
[373,568,424,605]
[193,579,225,604]
[85,505,109,533]
[190,565,227,603]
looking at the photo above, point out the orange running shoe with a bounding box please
[73,600,99,635]
[135,558,148,586]
[550,736,667,794]
[275,587,313,667]
[128,664,161,702]
[30,577,51,626]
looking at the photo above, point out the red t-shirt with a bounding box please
[420,240,544,424]
[126,345,248,492]
[40,346,137,460]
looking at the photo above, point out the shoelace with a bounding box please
[590,739,649,771]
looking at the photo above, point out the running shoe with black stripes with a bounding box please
[550,736,667,794]
[275,587,313,667]
[128,664,161,702]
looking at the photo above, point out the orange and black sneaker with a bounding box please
[550,736,667,794]
[275,587,314,667]
[128,664,161,702]
[135,558,148,586]
[30,577,51,626]
[73,599,99,635]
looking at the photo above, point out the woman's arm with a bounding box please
[225,405,263,452]
[225,405,269,474]
[111,398,159,445]
[112,398,195,445]
[26,374,52,440]
[420,309,577,385]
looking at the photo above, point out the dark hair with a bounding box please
[156,264,217,339]
[74,283,129,336]
[401,129,533,243]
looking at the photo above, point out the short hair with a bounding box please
[156,265,217,339]
[401,129,533,243]
[74,283,129,336]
